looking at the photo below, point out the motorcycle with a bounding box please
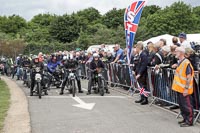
[23,66,31,88]
[65,68,78,97]
[32,67,43,99]
[48,65,64,89]
[42,63,50,90]
[89,68,106,96]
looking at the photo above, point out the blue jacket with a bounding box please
[47,60,61,73]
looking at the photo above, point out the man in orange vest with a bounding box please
[172,47,194,127]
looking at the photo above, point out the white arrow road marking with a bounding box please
[70,95,95,110]
[82,88,88,92]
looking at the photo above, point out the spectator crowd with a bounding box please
[0,32,200,127]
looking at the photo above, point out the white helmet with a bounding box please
[93,53,99,58]
[63,56,68,60]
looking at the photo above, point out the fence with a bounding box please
[147,67,200,124]
[79,63,134,88]
[79,62,200,124]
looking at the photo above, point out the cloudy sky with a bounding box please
[1,0,200,20]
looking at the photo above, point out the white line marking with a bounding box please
[82,88,87,92]
[70,95,95,110]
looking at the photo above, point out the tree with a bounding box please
[145,1,198,40]
[0,15,27,35]
[30,13,57,27]
[101,8,125,29]
[192,6,200,32]
[142,5,161,18]
[74,7,102,33]
[0,1,200,54]
[0,39,27,58]
[77,25,125,48]
[76,7,101,24]
[50,14,81,43]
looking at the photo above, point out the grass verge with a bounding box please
[0,80,10,132]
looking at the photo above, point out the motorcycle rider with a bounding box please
[87,53,110,95]
[60,54,83,95]
[30,55,45,96]
[22,55,31,84]
[47,54,61,72]
[16,54,23,80]
[47,54,62,87]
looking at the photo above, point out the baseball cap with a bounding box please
[178,32,187,39]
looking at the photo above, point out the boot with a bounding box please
[30,88,33,96]
[106,89,110,94]
[78,82,83,93]
[59,87,64,95]
[169,105,179,110]
[87,90,91,95]
[178,119,185,124]
[79,90,83,93]
[59,91,64,95]
[141,97,148,105]
[44,90,48,95]
[135,96,144,103]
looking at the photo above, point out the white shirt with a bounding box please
[181,40,191,48]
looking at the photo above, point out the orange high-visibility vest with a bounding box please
[172,59,194,94]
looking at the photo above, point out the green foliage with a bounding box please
[142,5,161,18]
[0,80,10,132]
[76,7,101,24]
[145,2,198,38]
[0,15,27,35]
[50,14,81,43]
[0,2,200,55]
[101,8,125,29]
[1,39,27,58]
[24,41,67,55]
[30,13,57,27]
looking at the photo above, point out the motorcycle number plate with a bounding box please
[35,74,42,80]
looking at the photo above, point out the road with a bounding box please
[14,79,200,133]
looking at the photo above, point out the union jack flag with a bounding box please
[139,87,150,97]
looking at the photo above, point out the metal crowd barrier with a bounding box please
[147,67,200,124]
[79,63,133,88]
[78,63,200,124]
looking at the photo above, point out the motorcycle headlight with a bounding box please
[98,73,102,77]
[35,73,42,80]
[69,73,74,77]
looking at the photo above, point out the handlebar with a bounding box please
[65,68,79,72]
[87,68,107,73]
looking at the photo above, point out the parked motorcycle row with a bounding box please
[0,53,109,99]
[4,63,106,99]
